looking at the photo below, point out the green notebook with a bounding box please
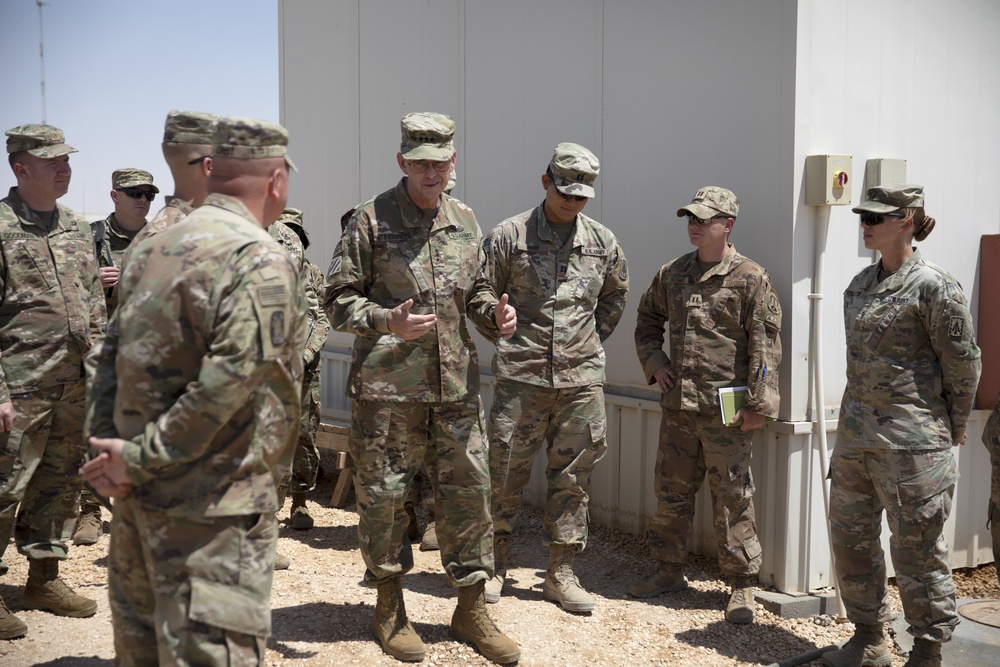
[718,386,748,426]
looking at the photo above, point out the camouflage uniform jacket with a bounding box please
[304,260,330,376]
[838,249,980,449]
[0,187,106,402]
[269,221,326,368]
[634,243,781,417]
[120,196,195,271]
[468,204,629,388]
[324,178,489,402]
[91,213,141,314]
[84,193,307,517]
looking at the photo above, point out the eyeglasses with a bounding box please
[686,214,729,226]
[187,154,212,165]
[859,211,905,226]
[553,187,587,203]
[405,159,452,174]
[118,187,156,202]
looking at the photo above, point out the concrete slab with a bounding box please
[890,599,1000,667]
[755,589,839,619]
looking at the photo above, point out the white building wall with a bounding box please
[287,0,1000,594]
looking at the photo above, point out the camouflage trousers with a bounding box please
[647,409,761,576]
[983,404,1000,586]
[0,381,86,568]
[488,379,608,548]
[829,446,958,642]
[290,370,321,494]
[350,397,492,587]
[108,497,276,666]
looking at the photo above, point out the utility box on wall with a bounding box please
[805,154,853,206]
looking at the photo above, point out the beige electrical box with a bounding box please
[863,158,907,192]
[805,154,853,206]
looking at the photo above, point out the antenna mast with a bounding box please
[37,0,49,123]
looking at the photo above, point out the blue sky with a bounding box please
[0,0,279,217]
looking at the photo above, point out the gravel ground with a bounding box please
[2,463,998,667]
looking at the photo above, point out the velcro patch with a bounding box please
[257,284,288,306]
[948,316,964,339]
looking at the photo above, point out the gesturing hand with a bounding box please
[387,299,438,340]
[494,293,517,340]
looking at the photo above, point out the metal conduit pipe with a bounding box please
[809,205,847,619]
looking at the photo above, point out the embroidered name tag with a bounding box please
[581,247,608,257]
[448,231,475,239]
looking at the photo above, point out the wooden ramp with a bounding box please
[316,421,353,508]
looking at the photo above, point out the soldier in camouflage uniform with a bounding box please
[982,397,1000,587]
[82,117,306,666]
[324,112,519,664]
[275,207,330,531]
[0,124,105,640]
[467,143,629,613]
[72,168,160,547]
[823,185,981,667]
[630,186,782,626]
[120,110,217,270]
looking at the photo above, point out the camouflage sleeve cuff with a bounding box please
[373,307,391,334]
[122,439,155,487]
[643,352,671,384]
[0,383,8,404]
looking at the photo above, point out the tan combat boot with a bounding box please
[72,507,103,546]
[821,622,892,667]
[725,575,756,624]
[419,520,439,551]
[542,544,594,612]
[902,637,942,667]
[273,552,291,571]
[451,581,520,664]
[290,492,314,530]
[484,536,509,604]
[371,578,425,662]
[23,558,97,617]
[0,594,28,640]
[626,563,688,598]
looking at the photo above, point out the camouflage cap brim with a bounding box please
[25,143,77,158]
[401,143,455,161]
[116,178,160,193]
[851,200,900,215]
[553,178,595,199]
[677,203,723,218]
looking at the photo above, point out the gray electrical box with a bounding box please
[805,154,853,206]
[863,158,907,193]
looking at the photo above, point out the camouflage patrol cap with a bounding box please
[400,113,455,161]
[852,183,924,214]
[112,168,160,193]
[548,142,600,199]
[5,124,77,157]
[676,186,740,219]
[163,110,217,144]
[277,207,304,228]
[213,116,298,172]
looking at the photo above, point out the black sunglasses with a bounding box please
[859,211,905,226]
[118,187,156,202]
[554,188,587,203]
[187,154,212,166]
[686,214,729,226]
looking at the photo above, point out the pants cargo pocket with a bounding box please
[188,576,271,638]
